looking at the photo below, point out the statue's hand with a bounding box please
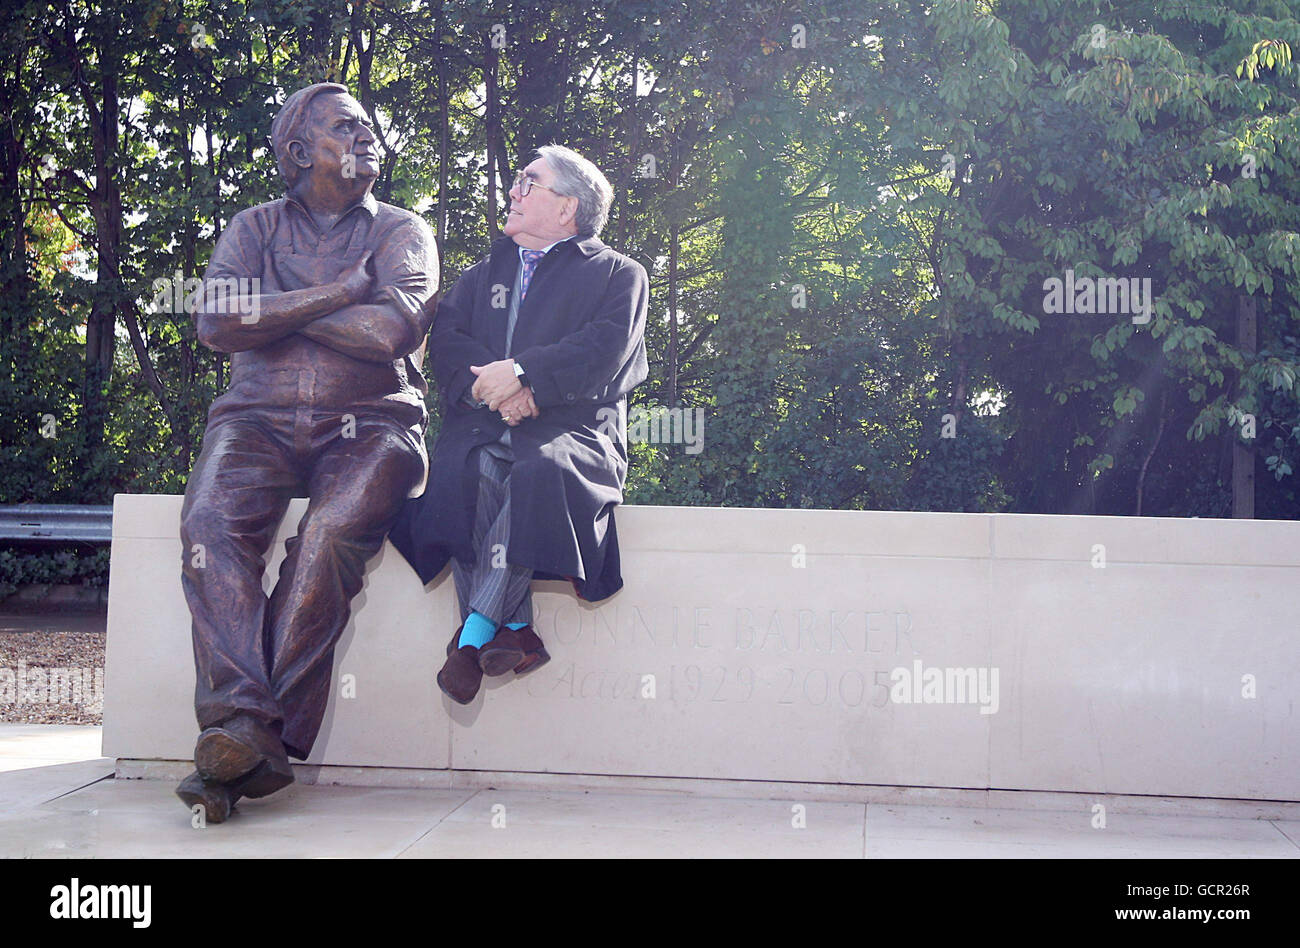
[338,250,375,305]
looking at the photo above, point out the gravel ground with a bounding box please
[0,610,106,725]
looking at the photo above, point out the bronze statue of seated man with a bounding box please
[174,83,438,822]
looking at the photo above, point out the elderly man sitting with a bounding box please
[390,144,648,705]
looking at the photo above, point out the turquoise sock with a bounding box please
[458,612,498,648]
[505,622,529,630]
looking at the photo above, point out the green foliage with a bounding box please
[5,0,1300,522]
[0,546,110,601]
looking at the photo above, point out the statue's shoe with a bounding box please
[195,714,294,799]
[175,770,238,824]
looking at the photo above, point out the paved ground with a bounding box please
[0,724,1297,858]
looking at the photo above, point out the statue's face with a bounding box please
[300,92,379,185]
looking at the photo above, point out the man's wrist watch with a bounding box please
[513,361,530,389]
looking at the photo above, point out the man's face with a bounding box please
[504,157,578,247]
[300,93,379,185]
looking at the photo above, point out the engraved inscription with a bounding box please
[526,661,913,710]
[532,603,916,655]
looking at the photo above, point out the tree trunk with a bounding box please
[484,32,501,241]
[1233,295,1257,518]
[435,14,449,289]
[0,14,31,343]
[668,223,679,405]
[1134,389,1167,516]
[208,119,224,393]
[79,60,122,472]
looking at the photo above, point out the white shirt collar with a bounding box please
[518,234,576,260]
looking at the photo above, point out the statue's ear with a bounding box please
[286,139,312,172]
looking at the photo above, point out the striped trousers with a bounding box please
[450,446,534,625]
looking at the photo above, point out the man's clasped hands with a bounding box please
[470,359,540,427]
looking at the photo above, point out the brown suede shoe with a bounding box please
[445,622,549,678]
[477,626,527,677]
[194,713,294,799]
[446,623,465,657]
[438,636,484,705]
[506,624,551,677]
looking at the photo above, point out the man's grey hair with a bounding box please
[271,82,349,187]
[536,144,614,238]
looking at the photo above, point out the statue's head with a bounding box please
[271,83,379,195]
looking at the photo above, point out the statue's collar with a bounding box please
[283,190,379,224]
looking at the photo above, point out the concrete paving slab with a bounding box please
[0,759,113,813]
[1,724,1294,859]
[1272,821,1300,850]
[0,724,102,760]
[0,778,476,859]
[862,803,1300,859]
[397,789,865,858]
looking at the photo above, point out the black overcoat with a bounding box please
[389,234,648,603]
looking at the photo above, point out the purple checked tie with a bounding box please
[519,249,545,300]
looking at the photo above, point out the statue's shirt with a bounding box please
[200,193,439,429]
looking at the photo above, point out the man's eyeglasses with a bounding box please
[513,171,562,198]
